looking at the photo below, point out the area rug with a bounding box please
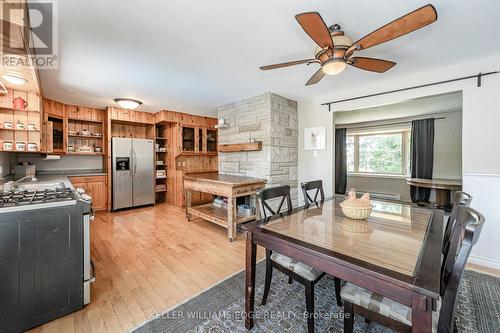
[131,261,500,333]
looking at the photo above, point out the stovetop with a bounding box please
[0,187,76,208]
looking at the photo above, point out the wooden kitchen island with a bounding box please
[184,173,266,241]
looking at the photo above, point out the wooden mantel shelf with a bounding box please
[217,141,262,153]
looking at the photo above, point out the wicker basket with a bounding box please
[339,203,372,220]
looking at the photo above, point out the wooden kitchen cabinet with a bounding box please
[177,126,217,155]
[69,175,107,211]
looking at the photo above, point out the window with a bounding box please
[346,130,411,176]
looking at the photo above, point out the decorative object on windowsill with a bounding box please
[94,147,102,153]
[215,118,230,129]
[340,188,372,219]
[68,145,74,152]
[3,121,13,129]
[304,126,326,150]
[92,132,102,137]
[68,130,77,135]
[16,121,25,130]
[27,123,36,131]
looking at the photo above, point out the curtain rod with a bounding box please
[337,117,445,131]
[322,70,500,111]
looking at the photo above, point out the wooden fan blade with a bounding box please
[349,57,396,73]
[353,4,437,51]
[295,12,333,49]
[305,68,325,86]
[259,59,315,71]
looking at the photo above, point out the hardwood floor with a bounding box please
[28,203,264,333]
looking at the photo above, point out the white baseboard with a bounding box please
[468,255,500,271]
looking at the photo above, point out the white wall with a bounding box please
[297,99,334,205]
[298,53,500,269]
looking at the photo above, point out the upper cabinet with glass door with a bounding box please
[178,126,217,155]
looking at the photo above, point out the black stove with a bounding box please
[0,187,76,208]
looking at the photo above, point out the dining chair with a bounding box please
[341,205,485,333]
[257,185,342,333]
[442,191,473,257]
[301,180,325,208]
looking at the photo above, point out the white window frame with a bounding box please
[346,130,411,178]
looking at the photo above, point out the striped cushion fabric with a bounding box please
[341,283,440,332]
[270,253,322,281]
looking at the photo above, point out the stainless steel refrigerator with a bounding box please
[112,137,155,210]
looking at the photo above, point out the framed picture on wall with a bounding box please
[304,126,326,150]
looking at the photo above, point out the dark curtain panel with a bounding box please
[410,118,434,202]
[335,128,347,194]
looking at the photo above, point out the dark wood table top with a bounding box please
[184,172,266,187]
[245,197,443,299]
[406,178,462,190]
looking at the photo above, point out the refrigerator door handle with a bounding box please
[133,149,138,176]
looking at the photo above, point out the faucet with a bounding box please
[15,175,38,184]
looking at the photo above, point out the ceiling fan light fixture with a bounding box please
[321,59,346,75]
[2,73,27,85]
[114,98,142,109]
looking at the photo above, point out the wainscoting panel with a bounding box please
[463,173,500,270]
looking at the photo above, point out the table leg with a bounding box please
[245,231,256,330]
[411,295,432,333]
[185,188,192,220]
[227,196,237,241]
[435,188,451,209]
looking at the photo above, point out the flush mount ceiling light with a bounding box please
[114,98,142,109]
[2,73,27,85]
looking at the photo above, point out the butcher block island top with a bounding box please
[184,173,267,187]
[183,173,266,241]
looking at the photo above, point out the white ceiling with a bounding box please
[35,0,500,115]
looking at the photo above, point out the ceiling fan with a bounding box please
[259,4,437,85]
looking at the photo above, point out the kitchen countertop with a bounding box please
[37,169,107,177]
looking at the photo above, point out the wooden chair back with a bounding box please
[442,191,473,256]
[257,185,292,222]
[301,180,325,208]
[438,205,485,333]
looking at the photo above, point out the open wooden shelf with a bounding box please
[0,128,40,132]
[66,151,105,156]
[67,117,104,123]
[218,141,262,153]
[68,134,103,139]
[188,203,257,228]
[0,107,40,113]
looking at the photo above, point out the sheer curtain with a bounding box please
[410,118,434,202]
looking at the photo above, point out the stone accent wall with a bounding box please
[217,92,298,205]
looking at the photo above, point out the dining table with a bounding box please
[243,197,443,333]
